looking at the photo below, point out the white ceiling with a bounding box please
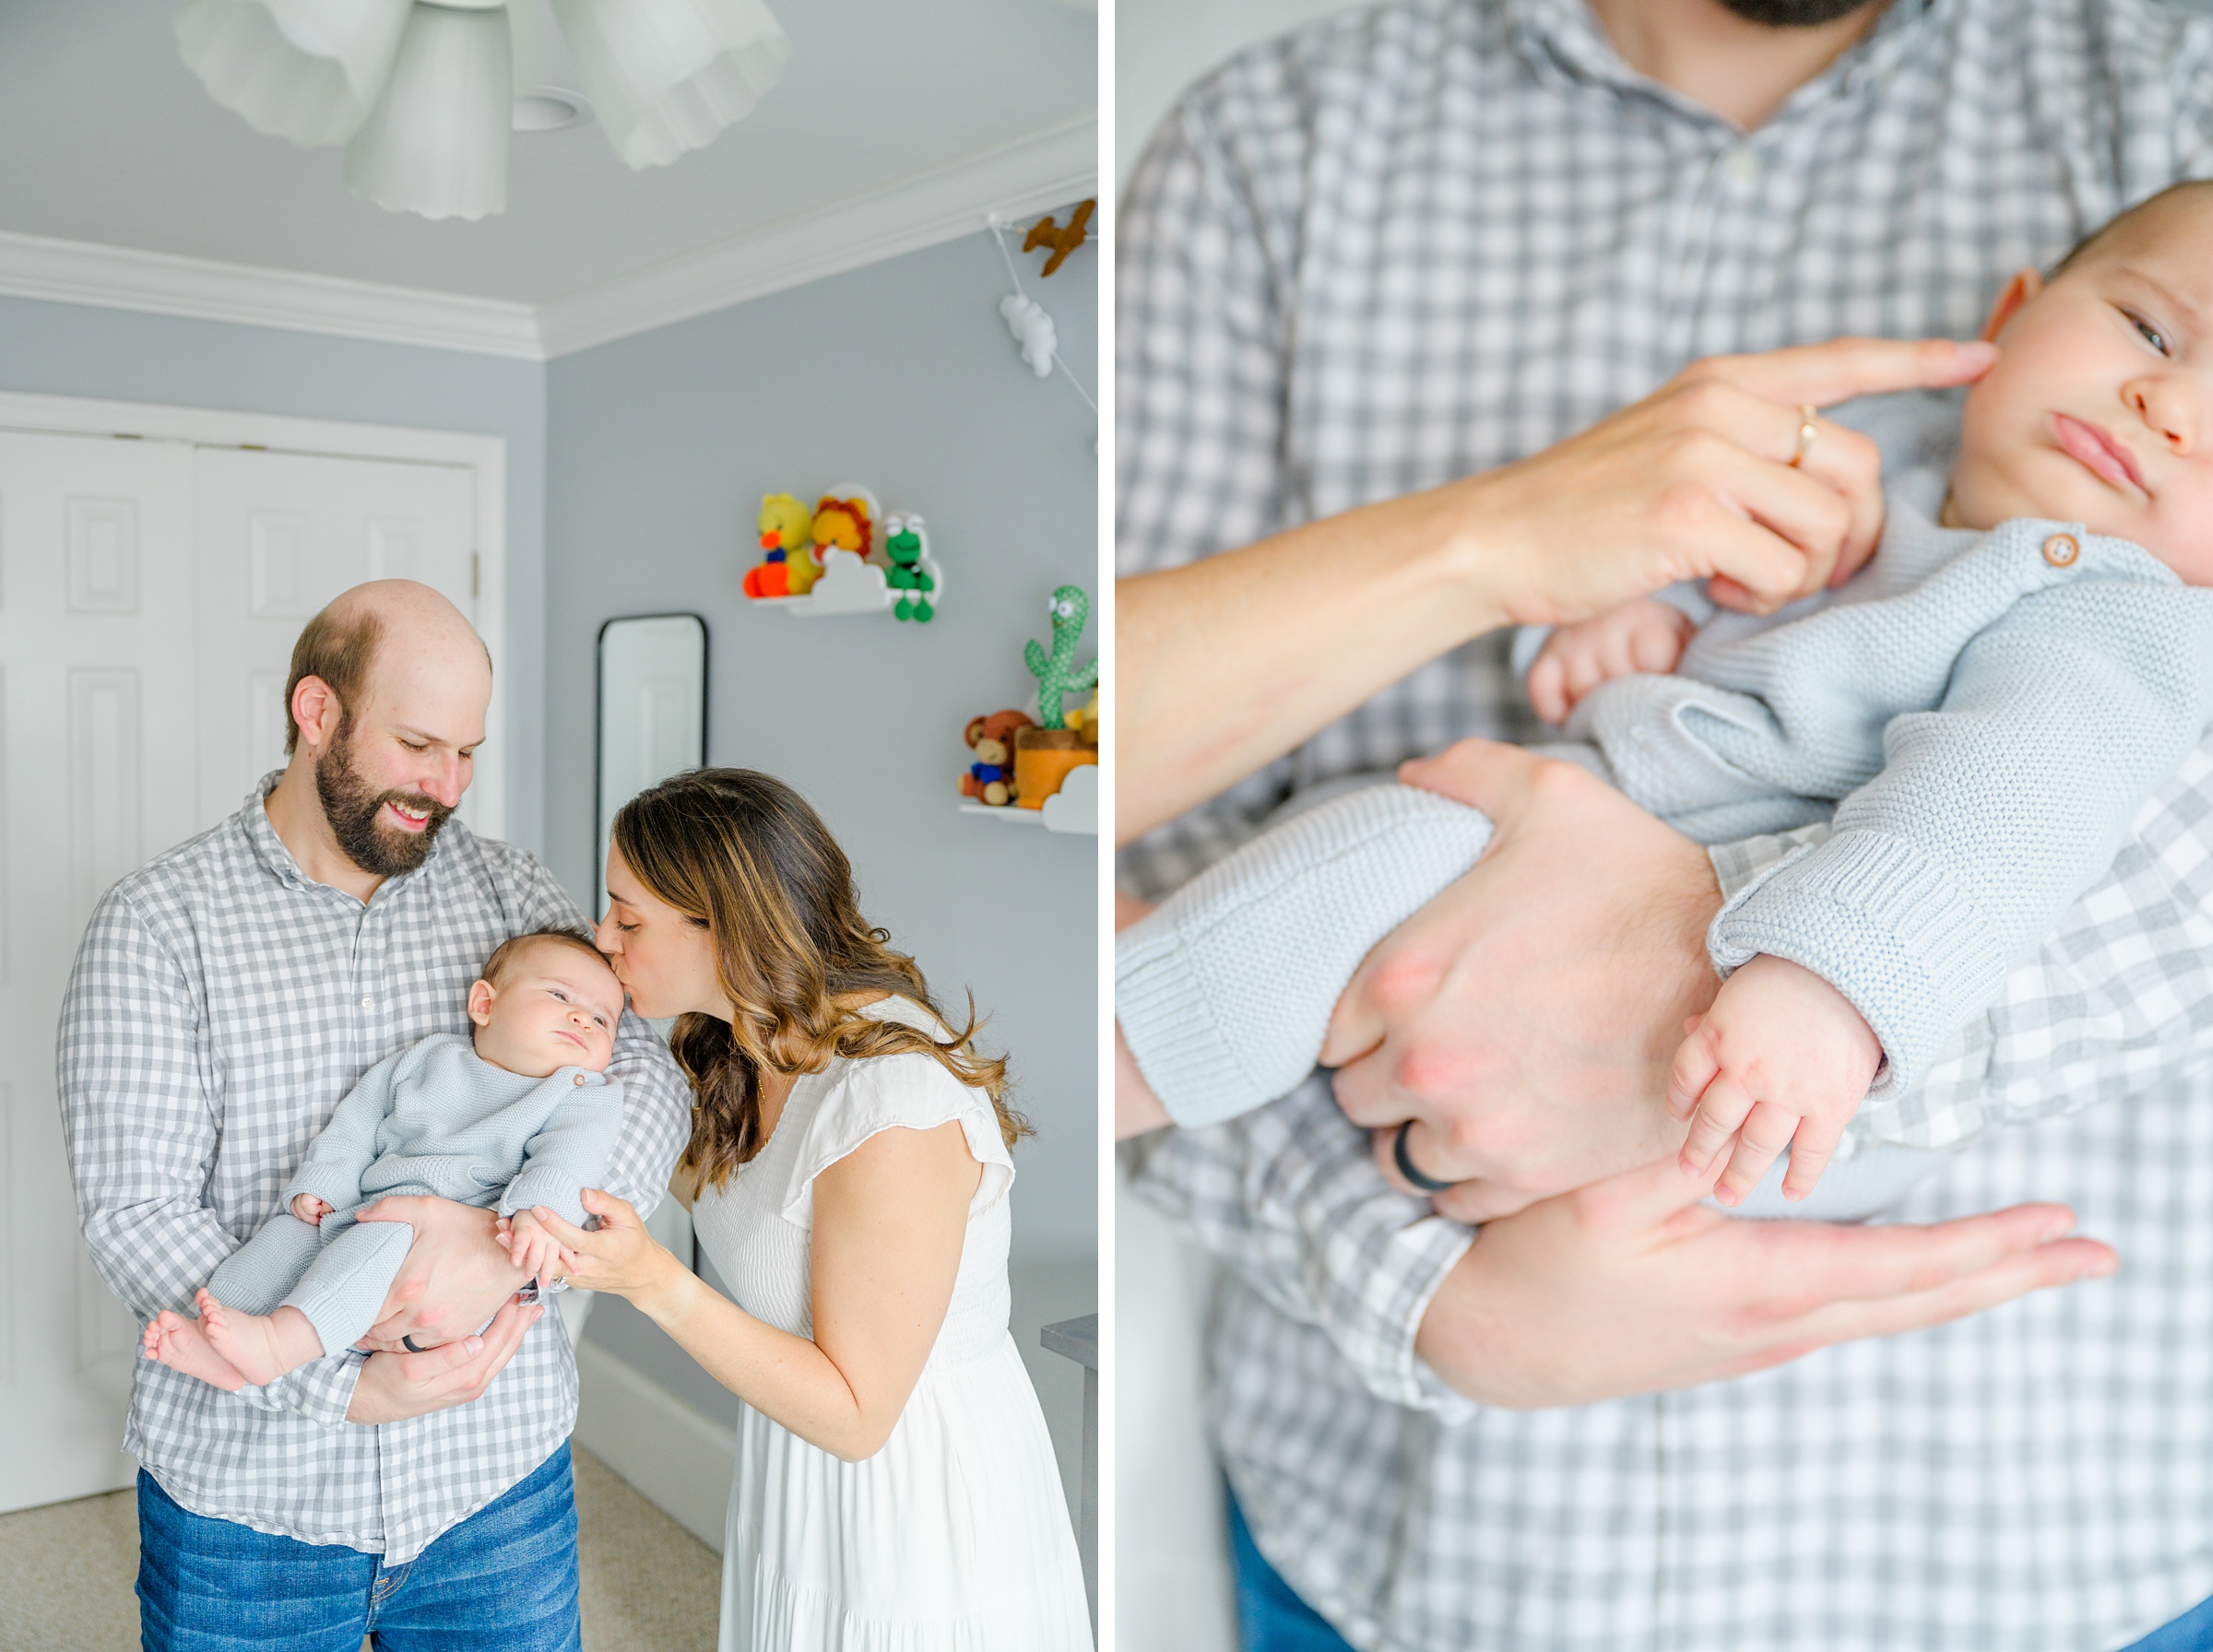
[0,0,1096,306]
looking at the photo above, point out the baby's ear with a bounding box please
[1981,269,2042,342]
[467,978,495,1027]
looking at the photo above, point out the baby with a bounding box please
[145,928,625,1390]
[1118,180,2213,1214]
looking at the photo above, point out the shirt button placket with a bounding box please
[354,902,384,1055]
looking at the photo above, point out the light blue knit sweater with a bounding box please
[280,1031,625,1229]
[1118,471,2213,1134]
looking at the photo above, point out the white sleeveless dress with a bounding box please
[689,997,1091,1651]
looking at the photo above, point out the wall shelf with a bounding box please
[956,764,1097,834]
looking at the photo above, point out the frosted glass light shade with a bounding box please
[175,0,415,146]
[550,0,790,170]
[344,4,513,220]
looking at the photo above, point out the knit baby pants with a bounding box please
[207,1208,418,1358]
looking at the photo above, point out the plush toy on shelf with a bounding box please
[884,514,937,622]
[743,491,818,599]
[811,493,874,564]
[1011,585,1100,809]
[1065,685,1101,745]
[960,709,1033,807]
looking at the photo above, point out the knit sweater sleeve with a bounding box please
[1710,577,2213,1098]
[279,1047,411,1214]
[1118,784,1494,1127]
[500,1078,627,1228]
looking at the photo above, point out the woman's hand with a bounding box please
[1472,337,1995,626]
[527,1188,686,1310]
[1118,336,1996,840]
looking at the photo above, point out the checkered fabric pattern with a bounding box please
[58,777,691,1564]
[1118,0,2213,1645]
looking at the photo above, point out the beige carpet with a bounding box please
[0,1446,717,1651]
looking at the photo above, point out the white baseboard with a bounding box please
[573,1339,735,1554]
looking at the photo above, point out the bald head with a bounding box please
[284,581,489,755]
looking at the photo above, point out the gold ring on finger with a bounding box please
[1789,405,1818,468]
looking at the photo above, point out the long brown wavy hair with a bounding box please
[612,768,1029,1190]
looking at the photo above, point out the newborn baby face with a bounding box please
[468,937,623,1078]
[1947,186,2213,584]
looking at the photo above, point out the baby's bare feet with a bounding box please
[144,1308,250,1392]
[195,1291,325,1386]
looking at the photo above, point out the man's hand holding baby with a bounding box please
[1668,953,1883,1205]
[1527,598,1698,724]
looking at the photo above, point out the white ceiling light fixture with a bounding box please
[175,0,791,220]
[175,0,416,146]
[343,2,513,221]
[550,0,791,171]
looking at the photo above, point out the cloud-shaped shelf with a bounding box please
[954,762,1097,836]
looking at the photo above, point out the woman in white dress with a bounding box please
[524,768,1090,1651]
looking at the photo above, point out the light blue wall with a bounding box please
[544,230,1099,1264]
[0,296,550,853]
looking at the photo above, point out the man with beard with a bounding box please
[58,580,691,1649]
[1118,0,2213,1646]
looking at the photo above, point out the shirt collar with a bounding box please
[241,769,444,905]
[1508,0,1947,131]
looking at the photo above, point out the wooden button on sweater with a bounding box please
[2043,532,2080,567]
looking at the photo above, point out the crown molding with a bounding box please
[0,112,1098,363]
[0,229,544,359]
[534,112,1097,358]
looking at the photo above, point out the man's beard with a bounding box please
[1714,0,1883,25]
[314,719,456,878]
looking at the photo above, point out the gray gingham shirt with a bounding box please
[58,777,690,1563]
[1118,0,2213,1646]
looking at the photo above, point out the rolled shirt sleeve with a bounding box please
[1124,1075,1476,1413]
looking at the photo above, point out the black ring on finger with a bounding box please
[1392,1124,1457,1195]
[401,1334,428,1353]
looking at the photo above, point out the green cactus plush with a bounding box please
[1024,585,1098,729]
[885,517,936,622]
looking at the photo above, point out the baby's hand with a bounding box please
[501,1210,572,1287]
[1667,954,1882,1205]
[290,1194,333,1225]
[1526,597,1697,725]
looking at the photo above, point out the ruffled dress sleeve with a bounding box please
[776,1005,1014,1230]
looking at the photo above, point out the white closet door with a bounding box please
[191,447,478,832]
[1,431,487,1516]
[0,430,198,1515]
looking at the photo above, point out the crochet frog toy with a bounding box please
[884,514,937,622]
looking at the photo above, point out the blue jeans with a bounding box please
[136,1441,580,1651]
[1227,1486,2213,1651]
[2126,1591,2213,1651]
[1227,1489,1355,1652]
